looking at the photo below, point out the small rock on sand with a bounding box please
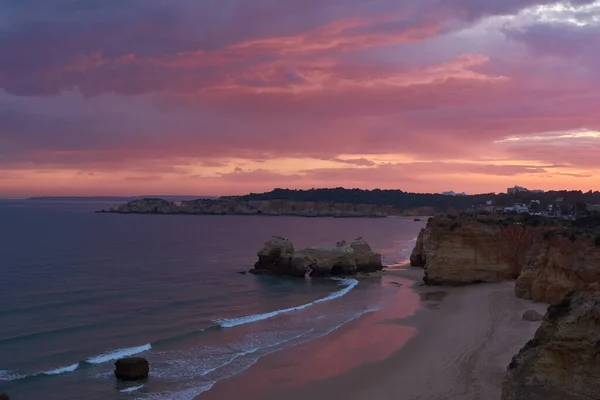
[522,310,543,322]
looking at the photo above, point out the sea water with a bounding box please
[0,199,424,399]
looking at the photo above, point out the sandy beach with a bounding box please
[199,267,548,400]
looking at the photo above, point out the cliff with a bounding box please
[411,215,539,285]
[502,289,600,400]
[105,198,400,218]
[411,215,600,302]
[516,232,600,303]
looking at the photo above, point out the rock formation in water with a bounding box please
[114,357,149,381]
[411,215,600,300]
[349,237,383,272]
[105,198,399,218]
[252,236,383,277]
[502,289,600,400]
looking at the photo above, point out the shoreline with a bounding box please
[198,268,547,400]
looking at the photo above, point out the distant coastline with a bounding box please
[97,198,429,218]
[95,187,600,218]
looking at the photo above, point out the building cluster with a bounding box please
[480,199,561,217]
[507,186,544,195]
[441,191,467,196]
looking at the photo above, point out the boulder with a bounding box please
[350,238,383,272]
[114,357,149,381]
[522,310,543,322]
[502,290,600,400]
[0,393,10,400]
[253,236,295,273]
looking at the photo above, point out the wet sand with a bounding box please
[199,268,548,400]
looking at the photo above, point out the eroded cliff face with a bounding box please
[413,216,537,285]
[516,234,600,303]
[412,215,600,303]
[114,198,398,217]
[502,289,600,400]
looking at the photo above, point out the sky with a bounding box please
[1,0,599,197]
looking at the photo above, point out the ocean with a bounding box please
[0,199,424,399]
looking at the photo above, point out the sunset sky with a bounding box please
[1,0,599,197]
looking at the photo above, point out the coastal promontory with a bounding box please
[104,198,400,218]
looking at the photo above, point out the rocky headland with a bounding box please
[251,236,383,277]
[100,198,403,218]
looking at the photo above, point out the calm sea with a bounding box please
[0,199,423,399]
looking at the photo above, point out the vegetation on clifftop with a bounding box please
[235,188,600,213]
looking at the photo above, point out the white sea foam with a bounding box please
[139,382,215,400]
[42,362,79,375]
[215,278,359,328]
[86,344,151,364]
[200,347,258,376]
[314,278,358,304]
[120,384,144,393]
[0,369,25,381]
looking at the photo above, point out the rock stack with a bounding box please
[251,236,383,277]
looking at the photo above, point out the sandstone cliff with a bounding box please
[411,216,538,285]
[252,236,383,276]
[516,233,600,303]
[109,198,398,218]
[502,289,600,400]
[411,214,600,303]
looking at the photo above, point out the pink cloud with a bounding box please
[1,0,600,196]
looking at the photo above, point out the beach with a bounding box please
[199,268,547,400]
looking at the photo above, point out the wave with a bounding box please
[200,347,258,377]
[86,343,151,364]
[0,363,80,382]
[214,278,359,328]
[138,382,215,400]
[0,369,25,381]
[202,329,311,378]
[121,384,144,393]
[152,325,219,348]
[42,362,79,375]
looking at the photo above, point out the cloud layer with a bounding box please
[1,0,599,196]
